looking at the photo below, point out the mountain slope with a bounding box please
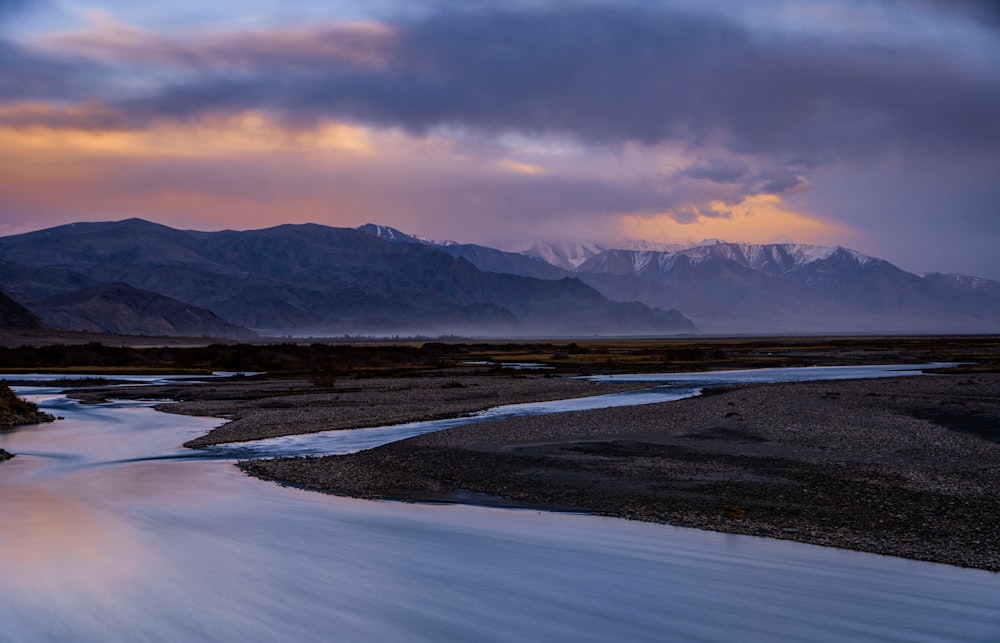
[34,283,257,338]
[358,224,568,279]
[0,290,44,329]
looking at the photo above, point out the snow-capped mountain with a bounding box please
[361,224,1000,334]
[576,242,879,280]
[356,224,457,247]
[571,241,1000,333]
[521,238,694,270]
[522,240,608,271]
[615,238,694,254]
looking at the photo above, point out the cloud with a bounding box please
[0,57,88,107]
[36,13,395,71]
[11,4,994,165]
[680,160,805,197]
[621,194,858,249]
[23,5,977,168]
[0,0,33,17]
[682,160,752,184]
[2,1,997,276]
[904,0,1000,26]
[0,104,836,248]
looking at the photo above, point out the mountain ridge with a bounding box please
[357,225,1000,334]
[4,218,997,337]
[0,219,695,338]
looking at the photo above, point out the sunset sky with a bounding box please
[1,0,998,278]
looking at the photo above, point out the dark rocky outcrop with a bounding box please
[0,382,55,427]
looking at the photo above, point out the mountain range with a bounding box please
[363,225,1000,334]
[0,219,694,338]
[0,218,996,338]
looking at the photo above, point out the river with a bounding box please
[1,366,998,641]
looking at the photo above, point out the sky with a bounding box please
[0,0,998,278]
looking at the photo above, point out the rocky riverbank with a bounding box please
[242,372,1000,572]
[0,382,55,429]
[0,382,55,461]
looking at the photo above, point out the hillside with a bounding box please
[34,283,257,339]
[0,290,44,329]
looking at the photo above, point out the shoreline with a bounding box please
[240,372,1000,572]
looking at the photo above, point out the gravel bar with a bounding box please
[73,375,649,447]
[243,373,1000,572]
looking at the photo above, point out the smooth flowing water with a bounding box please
[1,366,998,642]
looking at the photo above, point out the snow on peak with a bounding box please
[694,238,726,247]
[611,238,692,253]
[523,239,606,270]
[577,240,881,277]
[357,224,456,246]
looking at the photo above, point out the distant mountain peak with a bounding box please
[357,223,457,246]
[522,239,607,271]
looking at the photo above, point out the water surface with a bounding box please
[1,366,997,641]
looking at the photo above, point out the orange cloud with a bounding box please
[620,194,863,247]
[498,160,547,175]
[0,104,373,158]
[0,106,381,231]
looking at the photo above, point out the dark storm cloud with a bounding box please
[681,161,803,197]
[749,169,804,195]
[905,0,1000,26]
[7,3,995,172]
[682,160,752,184]
[0,40,91,100]
[100,4,999,165]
